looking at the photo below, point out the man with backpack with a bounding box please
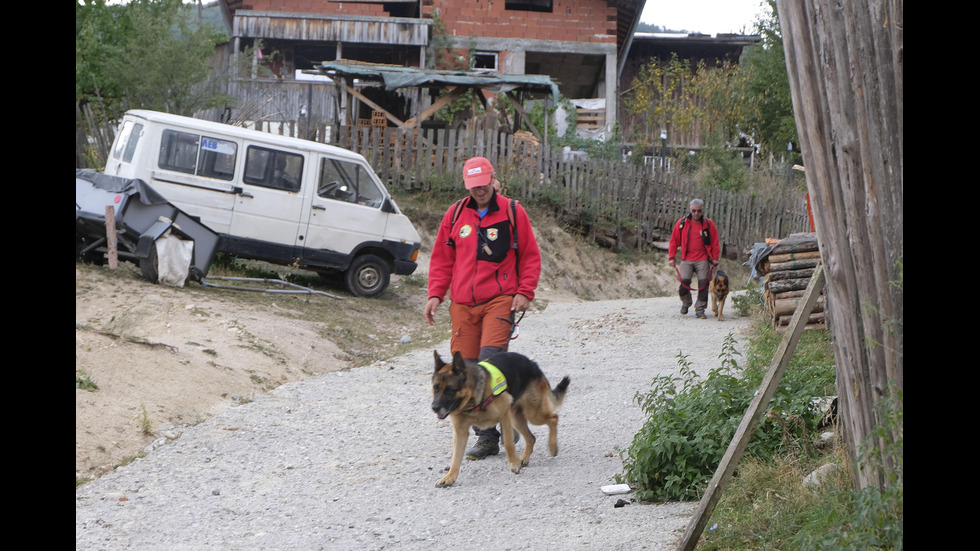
[667,198,720,319]
[424,156,542,460]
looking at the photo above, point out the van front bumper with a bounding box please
[393,259,418,275]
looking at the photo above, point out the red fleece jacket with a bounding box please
[668,215,720,262]
[427,193,541,306]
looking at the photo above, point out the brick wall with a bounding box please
[428,0,617,44]
[240,1,617,43]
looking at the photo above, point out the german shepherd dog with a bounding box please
[430,351,570,488]
[710,269,731,321]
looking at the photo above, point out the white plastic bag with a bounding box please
[155,232,193,287]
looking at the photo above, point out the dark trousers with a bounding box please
[678,259,711,313]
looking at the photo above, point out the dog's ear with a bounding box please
[451,351,468,377]
[433,350,445,373]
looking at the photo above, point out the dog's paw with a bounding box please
[435,476,456,488]
[509,461,523,474]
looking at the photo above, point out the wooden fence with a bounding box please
[313,122,809,258]
[76,108,809,258]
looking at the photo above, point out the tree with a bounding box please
[741,0,799,160]
[776,0,903,493]
[688,59,754,146]
[76,0,229,119]
[624,53,697,142]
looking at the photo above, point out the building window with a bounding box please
[506,0,552,13]
[473,52,498,72]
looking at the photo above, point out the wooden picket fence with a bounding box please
[309,121,809,257]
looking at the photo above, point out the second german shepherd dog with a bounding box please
[430,350,570,488]
[710,269,731,321]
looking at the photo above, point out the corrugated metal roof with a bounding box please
[311,61,560,101]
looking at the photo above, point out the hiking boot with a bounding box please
[695,311,707,319]
[680,304,690,315]
[465,438,500,460]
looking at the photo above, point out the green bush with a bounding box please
[620,330,836,502]
[619,334,755,501]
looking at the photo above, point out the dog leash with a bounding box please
[674,264,716,291]
[496,310,526,340]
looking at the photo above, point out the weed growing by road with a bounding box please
[139,403,153,435]
[76,369,99,392]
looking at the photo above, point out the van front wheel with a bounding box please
[345,254,390,298]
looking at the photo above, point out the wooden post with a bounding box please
[104,205,118,270]
[677,264,826,551]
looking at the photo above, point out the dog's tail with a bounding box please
[550,376,570,409]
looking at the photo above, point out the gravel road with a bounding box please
[75,295,750,550]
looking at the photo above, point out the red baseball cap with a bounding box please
[463,156,494,189]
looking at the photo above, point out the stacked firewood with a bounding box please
[757,233,826,331]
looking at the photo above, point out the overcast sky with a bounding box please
[640,0,767,35]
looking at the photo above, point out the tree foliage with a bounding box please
[741,0,799,159]
[625,1,798,164]
[625,53,696,140]
[688,59,755,144]
[76,0,230,119]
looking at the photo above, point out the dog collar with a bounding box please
[471,361,508,411]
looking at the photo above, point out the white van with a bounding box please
[103,110,421,297]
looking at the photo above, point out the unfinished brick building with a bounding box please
[218,0,646,135]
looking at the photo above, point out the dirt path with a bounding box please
[76,287,751,550]
[76,264,357,480]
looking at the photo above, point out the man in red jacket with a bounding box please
[667,198,720,319]
[424,156,542,459]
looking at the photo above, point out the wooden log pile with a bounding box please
[756,233,826,331]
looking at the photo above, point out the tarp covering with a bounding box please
[313,61,559,101]
[76,169,170,206]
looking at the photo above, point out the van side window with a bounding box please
[112,120,143,162]
[317,158,383,208]
[244,146,303,192]
[198,137,237,180]
[158,129,237,181]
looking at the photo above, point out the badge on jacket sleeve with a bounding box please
[459,225,472,238]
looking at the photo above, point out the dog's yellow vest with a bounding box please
[478,360,508,396]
